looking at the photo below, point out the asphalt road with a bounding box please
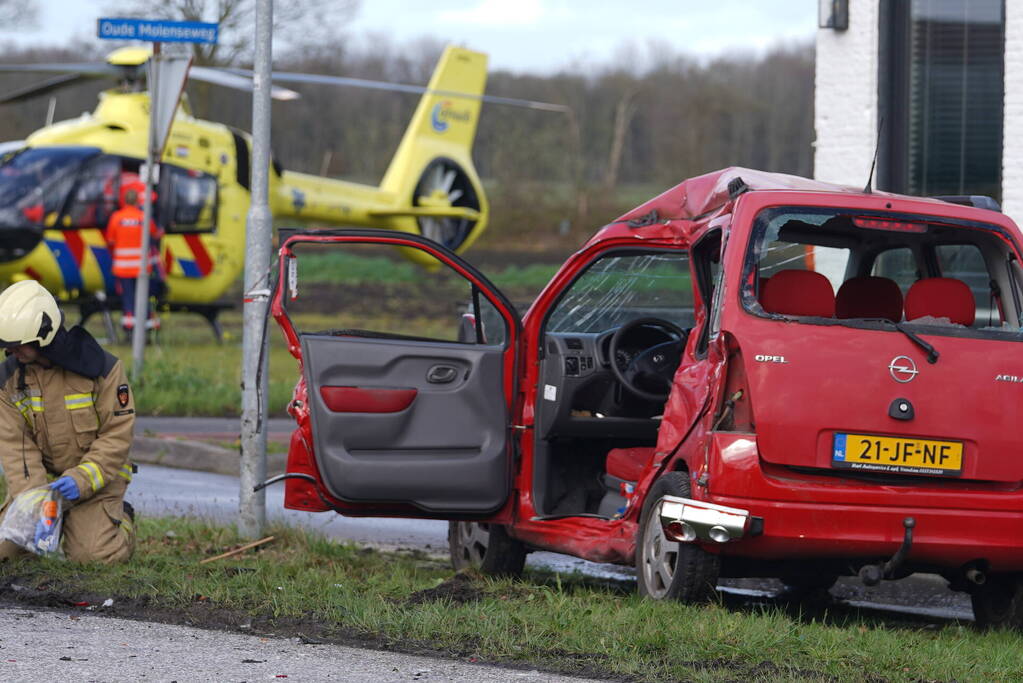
[0,605,600,683]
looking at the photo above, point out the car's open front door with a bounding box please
[273,229,520,517]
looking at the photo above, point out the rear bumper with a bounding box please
[702,433,1023,571]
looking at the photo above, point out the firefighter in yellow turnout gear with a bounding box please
[0,280,135,563]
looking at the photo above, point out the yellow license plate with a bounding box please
[832,433,963,476]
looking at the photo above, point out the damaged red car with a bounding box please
[271,168,1023,628]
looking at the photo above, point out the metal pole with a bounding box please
[239,0,273,538]
[132,42,160,382]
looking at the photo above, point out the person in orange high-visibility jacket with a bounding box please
[105,185,164,332]
[0,280,135,563]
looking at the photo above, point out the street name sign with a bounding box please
[97,18,219,45]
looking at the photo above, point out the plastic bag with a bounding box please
[0,485,64,556]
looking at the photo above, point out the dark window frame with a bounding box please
[878,0,1005,200]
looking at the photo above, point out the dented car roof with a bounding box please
[584,166,1005,248]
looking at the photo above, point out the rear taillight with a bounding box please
[283,429,330,512]
[712,334,754,432]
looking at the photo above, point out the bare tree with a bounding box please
[604,86,638,190]
[102,0,360,66]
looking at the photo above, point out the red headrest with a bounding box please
[904,278,975,326]
[761,270,835,317]
[836,276,904,322]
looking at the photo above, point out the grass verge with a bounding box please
[1,516,1021,682]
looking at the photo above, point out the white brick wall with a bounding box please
[1003,2,1023,221]
[816,1,1022,224]
[814,0,880,188]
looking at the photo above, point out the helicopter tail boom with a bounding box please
[272,46,490,255]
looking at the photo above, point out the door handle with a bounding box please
[426,364,459,384]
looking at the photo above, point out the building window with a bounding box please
[880,0,1004,201]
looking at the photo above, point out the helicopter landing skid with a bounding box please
[76,296,232,344]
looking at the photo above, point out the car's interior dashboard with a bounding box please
[536,328,673,441]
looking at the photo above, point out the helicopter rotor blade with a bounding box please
[0,62,299,102]
[0,60,567,111]
[189,66,300,101]
[0,62,121,77]
[226,68,571,113]
[0,73,98,105]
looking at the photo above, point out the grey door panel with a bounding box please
[303,334,509,514]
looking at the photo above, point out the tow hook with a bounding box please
[859,517,915,586]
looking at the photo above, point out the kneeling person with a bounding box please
[0,280,136,563]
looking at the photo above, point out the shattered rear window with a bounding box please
[743,206,1023,339]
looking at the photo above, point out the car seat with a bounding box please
[598,447,655,518]
[904,277,975,326]
[835,276,904,322]
[760,269,835,317]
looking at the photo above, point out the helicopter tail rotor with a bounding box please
[376,46,490,254]
[411,158,482,251]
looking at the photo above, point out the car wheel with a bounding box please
[636,471,720,602]
[971,574,1023,629]
[448,521,526,577]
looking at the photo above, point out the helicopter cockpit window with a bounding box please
[161,165,218,234]
[0,147,98,227]
[64,155,122,230]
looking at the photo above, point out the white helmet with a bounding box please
[0,280,61,347]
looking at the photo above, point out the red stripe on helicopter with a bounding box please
[63,231,86,266]
[25,267,42,280]
[183,234,213,276]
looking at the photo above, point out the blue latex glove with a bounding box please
[50,476,80,501]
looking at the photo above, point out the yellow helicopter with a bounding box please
[0,44,559,335]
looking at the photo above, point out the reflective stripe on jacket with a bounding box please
[106,206,163,278]
[0,354,134,505]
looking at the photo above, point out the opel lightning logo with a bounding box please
[888,355,919,383]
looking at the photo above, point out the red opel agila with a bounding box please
[270,168,1023,628]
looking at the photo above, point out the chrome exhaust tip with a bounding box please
[658,496,751,544]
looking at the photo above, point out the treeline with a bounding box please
[0,38,813,251]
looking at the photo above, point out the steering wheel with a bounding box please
[609,318,688,401]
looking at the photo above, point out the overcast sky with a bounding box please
[1,1,817,74]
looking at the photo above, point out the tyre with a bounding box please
[636,471,720,602]
[971,574,1023,629]
[448,521,526,577]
